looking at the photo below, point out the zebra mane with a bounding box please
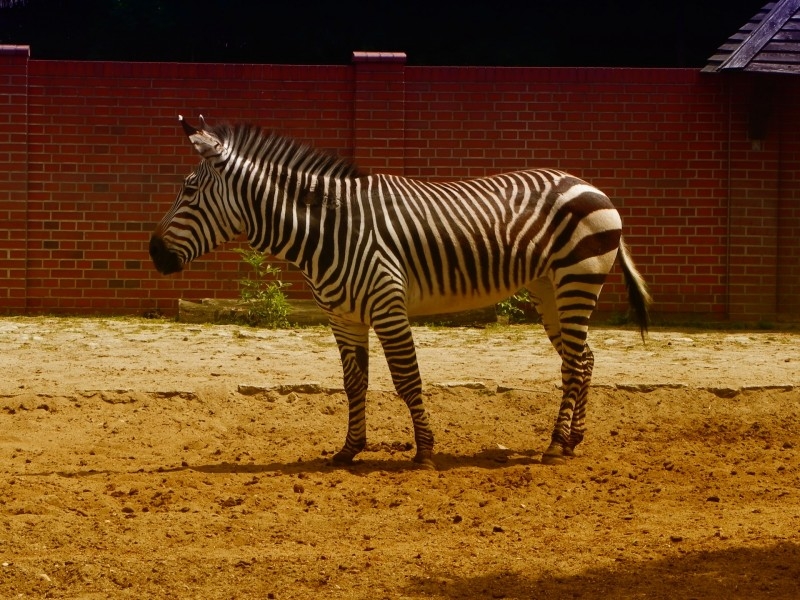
[215,122,362,182]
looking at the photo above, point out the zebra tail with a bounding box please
[618,237,652,340]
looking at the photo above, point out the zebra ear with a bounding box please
[179,114,224,159]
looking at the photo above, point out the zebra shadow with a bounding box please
[187,448,542,476]
[25,450,541,479]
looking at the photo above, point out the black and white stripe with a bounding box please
[151,117,651,468]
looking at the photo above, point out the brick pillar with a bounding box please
[726,77,780,323]
[776,78,800,321]
[352,51,406,175]
[0,45,29,313]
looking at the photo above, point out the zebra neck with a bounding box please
[246,173,358,271]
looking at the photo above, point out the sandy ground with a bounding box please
[0,316,798,599]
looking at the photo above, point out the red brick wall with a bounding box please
[21,57,354,313]
[0,45,29,312]
[1,47,798,322]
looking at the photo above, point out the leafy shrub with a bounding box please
[496,289,536,324]
[233,248,291,328]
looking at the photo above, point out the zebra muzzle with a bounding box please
[149,235,184,275]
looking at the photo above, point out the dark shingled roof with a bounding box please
[704,0,800,74]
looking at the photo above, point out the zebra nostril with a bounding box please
[149,235,184,275]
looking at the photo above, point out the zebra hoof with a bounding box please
[331,450,357,465]
[413,450,436,470]
[541,443,569,466]
[540,453,567,466]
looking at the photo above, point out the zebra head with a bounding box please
[149,115,244,275]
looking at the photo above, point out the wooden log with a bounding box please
[177,298,496,327]
[177,298,249,324]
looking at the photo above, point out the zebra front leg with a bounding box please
[329,318,370,464]
[372,316,436,469]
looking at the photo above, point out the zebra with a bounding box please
[150,115,651,469]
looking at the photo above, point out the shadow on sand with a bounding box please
[38,448,543,478]
[187,447,541,476]
[402,541,800,599]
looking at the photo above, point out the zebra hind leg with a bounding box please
[564,344,594,456]
[329,318,371,465]
[529,277,600,466]
[540,349,588,465]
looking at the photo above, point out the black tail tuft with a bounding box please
[617,238,652,340]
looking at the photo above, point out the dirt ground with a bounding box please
[0,316,798,599]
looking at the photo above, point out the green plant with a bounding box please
[233,248,291,328]
[496,289,536,324]
[605,312,631,326]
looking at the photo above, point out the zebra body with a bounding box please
[310,173,622,318]
[151,117,651,468]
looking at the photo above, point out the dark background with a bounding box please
[0,0,765,67]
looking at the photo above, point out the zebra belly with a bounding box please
[406,286,520,317]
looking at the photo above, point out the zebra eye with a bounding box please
[182,184,200,203]
[183,172,200,192]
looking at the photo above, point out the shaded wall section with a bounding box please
[0,47,797,322]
